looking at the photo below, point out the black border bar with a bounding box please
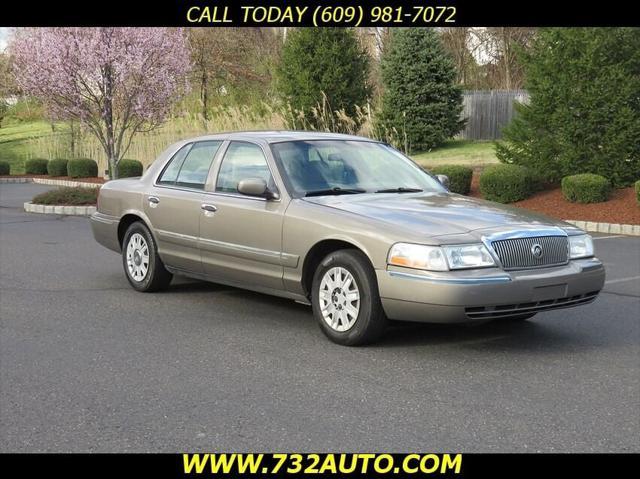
[2,0,639,27]
[0,453,637,478]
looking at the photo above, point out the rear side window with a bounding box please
[157,144,190,185]
[176,141,222,189]
[158,141,222,189]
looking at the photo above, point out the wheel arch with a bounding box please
[117,210,156,247]
[301,238,375,298]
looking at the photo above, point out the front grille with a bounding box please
[465,291,600,319]
[491,235,569,270]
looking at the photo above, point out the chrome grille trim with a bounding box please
[465,291,599,319]
[490,235,569,270]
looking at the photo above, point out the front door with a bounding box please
[144,140,222,273]
[199,141,288,291]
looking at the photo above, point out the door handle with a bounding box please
[148,196,160,204]
[201,204,217,213]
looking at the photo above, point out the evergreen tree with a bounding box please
[276,28,370,131]
[496,28,640,187]
[376,28,464,153]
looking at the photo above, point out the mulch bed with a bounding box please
[469,174,640,225]
[0,174,106,184]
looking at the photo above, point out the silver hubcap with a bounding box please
[319,267,360,332]
[126,233,150,282]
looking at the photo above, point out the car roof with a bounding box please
[184,130,381,144]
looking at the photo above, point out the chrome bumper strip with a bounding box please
[388,271,512,284]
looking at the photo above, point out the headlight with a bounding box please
[442,244,496,269]
[388,243,495,271]
[388,243,448,271]
[569,234,594,259]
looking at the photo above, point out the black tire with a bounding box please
[122,221,172,292]
[311,249,387,346]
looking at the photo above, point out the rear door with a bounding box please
[144,140,222,273]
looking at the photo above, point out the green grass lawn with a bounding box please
[0,121,67,175]
[412,140,499,169]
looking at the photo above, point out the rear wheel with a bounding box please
[312,249,387,346]
[122,221,172,292]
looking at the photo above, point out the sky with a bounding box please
[0,28,8,51]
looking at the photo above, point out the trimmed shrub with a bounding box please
[429,165,473,195]
[0,160,10,175]
[636,180,640,204]
[25,158,49,175]
[67,158,98,178]
[47,158,68,177]
[479,164,534,203]
[32,186,99,206]
[561,174,611,203]
[118,159,143,178]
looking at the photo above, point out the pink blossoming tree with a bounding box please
[11,28,191,178]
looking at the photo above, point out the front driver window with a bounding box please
[216,142,275,194]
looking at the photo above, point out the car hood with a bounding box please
[303,192,570,239]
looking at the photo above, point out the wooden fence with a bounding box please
[457,90,530,140]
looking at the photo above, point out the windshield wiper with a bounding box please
[375,187,423,193]
[304,187,367,197]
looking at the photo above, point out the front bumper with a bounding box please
[377,258,605,323]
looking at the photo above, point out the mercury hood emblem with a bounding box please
[531,243,543,258]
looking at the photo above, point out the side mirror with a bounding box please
[237,178,279,200]
[436,174,450,190]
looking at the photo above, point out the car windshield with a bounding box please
[270,140,446,198]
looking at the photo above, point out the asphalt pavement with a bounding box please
[1,183,638,452]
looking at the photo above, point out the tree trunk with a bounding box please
[504,46,512,89]
[69,120,76,157]
[103,65,118,180]
[201,70,209,121]
[502,28,512,90]
[108,153,118,180]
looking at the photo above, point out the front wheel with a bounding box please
[311,249,387,346]
[122,221,172,292]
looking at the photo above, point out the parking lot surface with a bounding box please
[1,183,638,452]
